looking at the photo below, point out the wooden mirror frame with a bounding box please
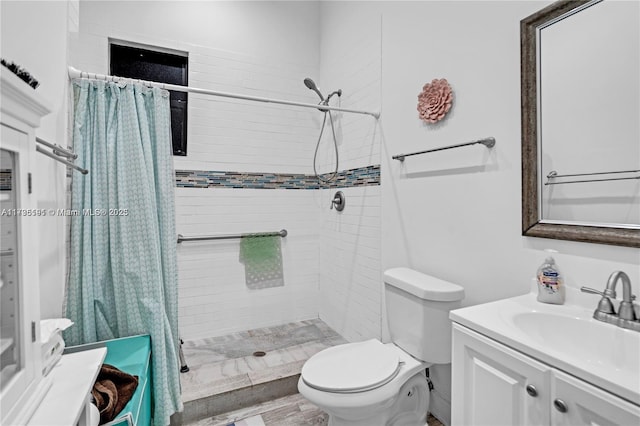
[520,0,640,248]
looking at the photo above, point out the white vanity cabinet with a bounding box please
[452,323,640,426]
[451,323,550,425]
[552,370,640,426]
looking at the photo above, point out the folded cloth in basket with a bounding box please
[91,363,139,424]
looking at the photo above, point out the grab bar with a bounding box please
[177,229,287,243]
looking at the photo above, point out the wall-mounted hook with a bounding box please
[330,191,345,211]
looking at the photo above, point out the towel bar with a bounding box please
[392,137,495,161]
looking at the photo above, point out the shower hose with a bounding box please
[313,107,339,184]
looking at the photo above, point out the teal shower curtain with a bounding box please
[64,80,183,425]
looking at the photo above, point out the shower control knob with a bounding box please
[330,191,345,211]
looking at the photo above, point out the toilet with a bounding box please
[298,267,465,426]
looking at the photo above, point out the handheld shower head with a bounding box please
[304,78,325,101]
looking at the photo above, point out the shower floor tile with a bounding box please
[179,319,347,403]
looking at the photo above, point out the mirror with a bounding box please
[521,0,640,247]
[0,149,21,389]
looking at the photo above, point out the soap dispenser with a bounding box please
[536,256,565,305]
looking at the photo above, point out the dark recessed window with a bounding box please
[110,43,188,156]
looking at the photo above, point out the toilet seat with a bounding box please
[301,339,401,393]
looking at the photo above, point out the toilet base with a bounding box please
[299,342,431,426]
[324,373,429,426]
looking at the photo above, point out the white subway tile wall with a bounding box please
[319,186,382,341]
[317,10,382,341]
[71,18,324,339]
[72,3,382,341]
[173,44,323,339]
[176,189,322,339]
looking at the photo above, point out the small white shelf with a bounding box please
[28,347,106,426]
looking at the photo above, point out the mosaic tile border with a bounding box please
[175,165,380,190]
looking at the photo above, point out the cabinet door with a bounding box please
[0,123,43,424]
[552,370,640,426]
[452,324,551,426]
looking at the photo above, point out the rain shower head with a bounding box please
[304,77,325,101]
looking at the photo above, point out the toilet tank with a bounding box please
[384,268,465,364]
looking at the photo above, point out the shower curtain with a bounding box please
[64,79,183,426]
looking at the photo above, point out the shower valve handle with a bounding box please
[330,191,345,211]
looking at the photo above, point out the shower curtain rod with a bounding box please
[68,67,380,119]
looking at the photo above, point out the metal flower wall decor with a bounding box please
[417,78,453,123]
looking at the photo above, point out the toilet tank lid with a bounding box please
[384,267,465,302]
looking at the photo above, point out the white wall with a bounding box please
[72,0,322,174]
[317,3,382,342]
[374,1,640,424]
[0,0,70,319]
[73,1,320,68]
[379,0,640,319]
[73,1,325,339]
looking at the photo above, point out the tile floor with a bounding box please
[180,319,347,403]
[179,319,445,426]
[189,393,445,426]
[188,393,327,426]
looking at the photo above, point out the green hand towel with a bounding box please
[239,235,284,289]
[239,235,279,263]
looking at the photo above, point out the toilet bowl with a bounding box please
[298,340,429,426]
[298,268,465,426]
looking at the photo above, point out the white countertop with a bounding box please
[450,286,640,405]
[28,347,106,426]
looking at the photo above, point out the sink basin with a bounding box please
[512,312,640,375]
[450,289,640,405]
